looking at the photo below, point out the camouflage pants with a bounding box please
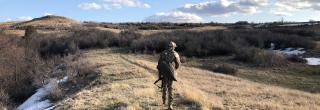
[162,77,174,106]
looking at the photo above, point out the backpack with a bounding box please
[157,50,177,81]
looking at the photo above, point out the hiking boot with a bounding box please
[168,104,173,110]
[162,98,166,105]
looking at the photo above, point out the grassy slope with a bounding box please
[18,16,80,27]
[56,49,320,110]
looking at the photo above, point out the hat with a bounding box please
[169,41,177,48]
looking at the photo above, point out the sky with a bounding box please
[0,0,320,23]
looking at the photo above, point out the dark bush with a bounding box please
[28,27,316,59]
[234,47,287,67]
[128,29,315,57]
[270,28,317,37]
[38,37,78,58]
[287,55,307,63]
[24,26,37,38]
[0,34,54,108]
[72,28,116,49]
[212,64,238,75]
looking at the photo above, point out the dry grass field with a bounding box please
[55,49,320,110]
[1,16,320,110]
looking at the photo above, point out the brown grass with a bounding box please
[55,49,320,110]
[1,29,25,37]
[19,15,80,27]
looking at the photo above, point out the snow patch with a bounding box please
[268,44,319,66]
[274,48,306,56]
[305,58,320,66]
[17,77,68,110]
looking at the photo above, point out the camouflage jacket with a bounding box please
[157,49,181,81]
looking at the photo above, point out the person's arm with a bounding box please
[174,52,181,69]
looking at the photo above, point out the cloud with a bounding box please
[144,11,203,23]
[78,3,102,10]
[270,0,320,16]
[16,16,33,21]
[272,11,293,16]
[44,13,53,16]
[239,0,268,6]
[78,0,150,10]
[176,0,268,16]
[103,0,151,9]
[5,19,12,22]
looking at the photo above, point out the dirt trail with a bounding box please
[56,49,320,110]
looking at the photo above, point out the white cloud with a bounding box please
[5,19,12,22]
[239,0,268,6]
[272,11,293,16]
[78,3,102,10]
[44,13,53,16]
[143,3,151,8]
[176,0,268,16]
[271,0,320,16]
[78,0,150,10]
[16,16,33,21]
[103,0,151,9]
[144,11,203,23]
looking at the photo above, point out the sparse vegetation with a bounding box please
[0,34,54,108]
[234,47,287,67]
[287,55,307,63]
[212,64,238,75]
[1,16,320,109]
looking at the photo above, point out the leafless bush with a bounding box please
[234,48,287,67]
[44,82,64,102]
[0,90,11,109]
[24,26,37,38]
[0,34,55,107]
[212,64,238,75]
[128,29,315,57]
[61,61,101,92]
[38,37,78,58]
[287,55,307,63]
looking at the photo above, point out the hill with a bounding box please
[1,15,81,30]
[54,49,320,110]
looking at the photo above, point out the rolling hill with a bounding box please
[54,49,320,110]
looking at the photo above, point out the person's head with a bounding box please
[168,41,177,50]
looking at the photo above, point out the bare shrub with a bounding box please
[24,26,37,38]
[38,37,78,58]
[128,29,315,57]
[44,82,64,102]
[212,64,238,75]
[66,61,100,90]
[72,28,117,49]
[0,34,55,107]
[0,90,11,109]
[234,47,287,67]
[287,55,307,63]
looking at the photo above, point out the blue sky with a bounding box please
[1,0,320,23]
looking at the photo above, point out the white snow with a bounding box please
[274,48,306,56]
[17,77,68,110]
[268,45,319,66]
[58,76,68,83]
[305,58,320,66]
